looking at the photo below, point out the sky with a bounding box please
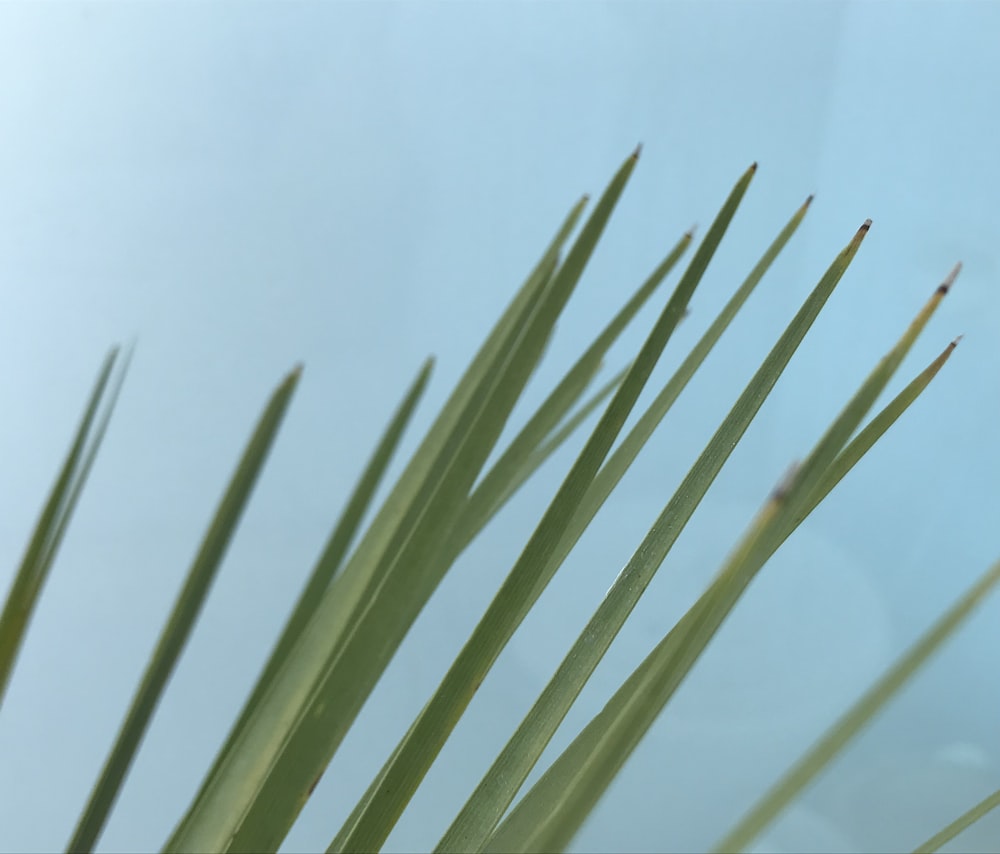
[1,2,998,852]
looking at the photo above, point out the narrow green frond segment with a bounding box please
[485,264,954,854]
[912,786,1000,854]
[445,227,695,562]
[330,164,756,854]
[715,558,1000,854]
[68,365,302,854]
[0,346,127,708]
[166,151,639,854]
[165,357,431,847]
[790,336,959,532]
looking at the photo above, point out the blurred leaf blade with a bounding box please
[0,346,127,708]
[912,786,1000,854]
[164,356,432,848]
[715,558,1000,854]
[68,364,302,854]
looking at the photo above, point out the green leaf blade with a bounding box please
[68,364,302,854]
[168,150,640,854]
[0,346,126,708]
[912,786,1000,854]
[715,558,1000,854]
[332,162,757,854]
[485,259,955,854]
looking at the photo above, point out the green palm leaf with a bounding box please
[2,151,987,854]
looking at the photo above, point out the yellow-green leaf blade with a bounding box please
[912,786,1000,854]
[715,558,1000,854]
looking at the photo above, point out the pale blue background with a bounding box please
[1,2,998,852]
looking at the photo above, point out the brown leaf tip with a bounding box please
[686,224,698,240]
[631,143,643,160]
[861,218,873,231]
[771,460,801,502]
[804,194,815,207]
[938,261,962,294]
[750,161,758,173]
[950,334,964,348]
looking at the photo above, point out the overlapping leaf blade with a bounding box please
[444,227,696,563]
[165,185,589,854]
[157,356,433,851]
[437,195,865,853]
[715,556,1000,853]
[485,260,956,854]
[330,163,757,853]
[167,150,641,854]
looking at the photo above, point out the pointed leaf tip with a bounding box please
[805,194,815,207]
[862,218,872,231]
[951,334,963,348]
[939,262,962,294]
[632,143,643,159]
[750,161,758,172]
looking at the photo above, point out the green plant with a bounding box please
[2,148,997,853]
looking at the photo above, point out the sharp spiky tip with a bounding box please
[749,161,758,173]
[686,224,698,240]
[861,218,873,231]
[804,193,815,207]
[631,143,643,160]
[951,334,964,348]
